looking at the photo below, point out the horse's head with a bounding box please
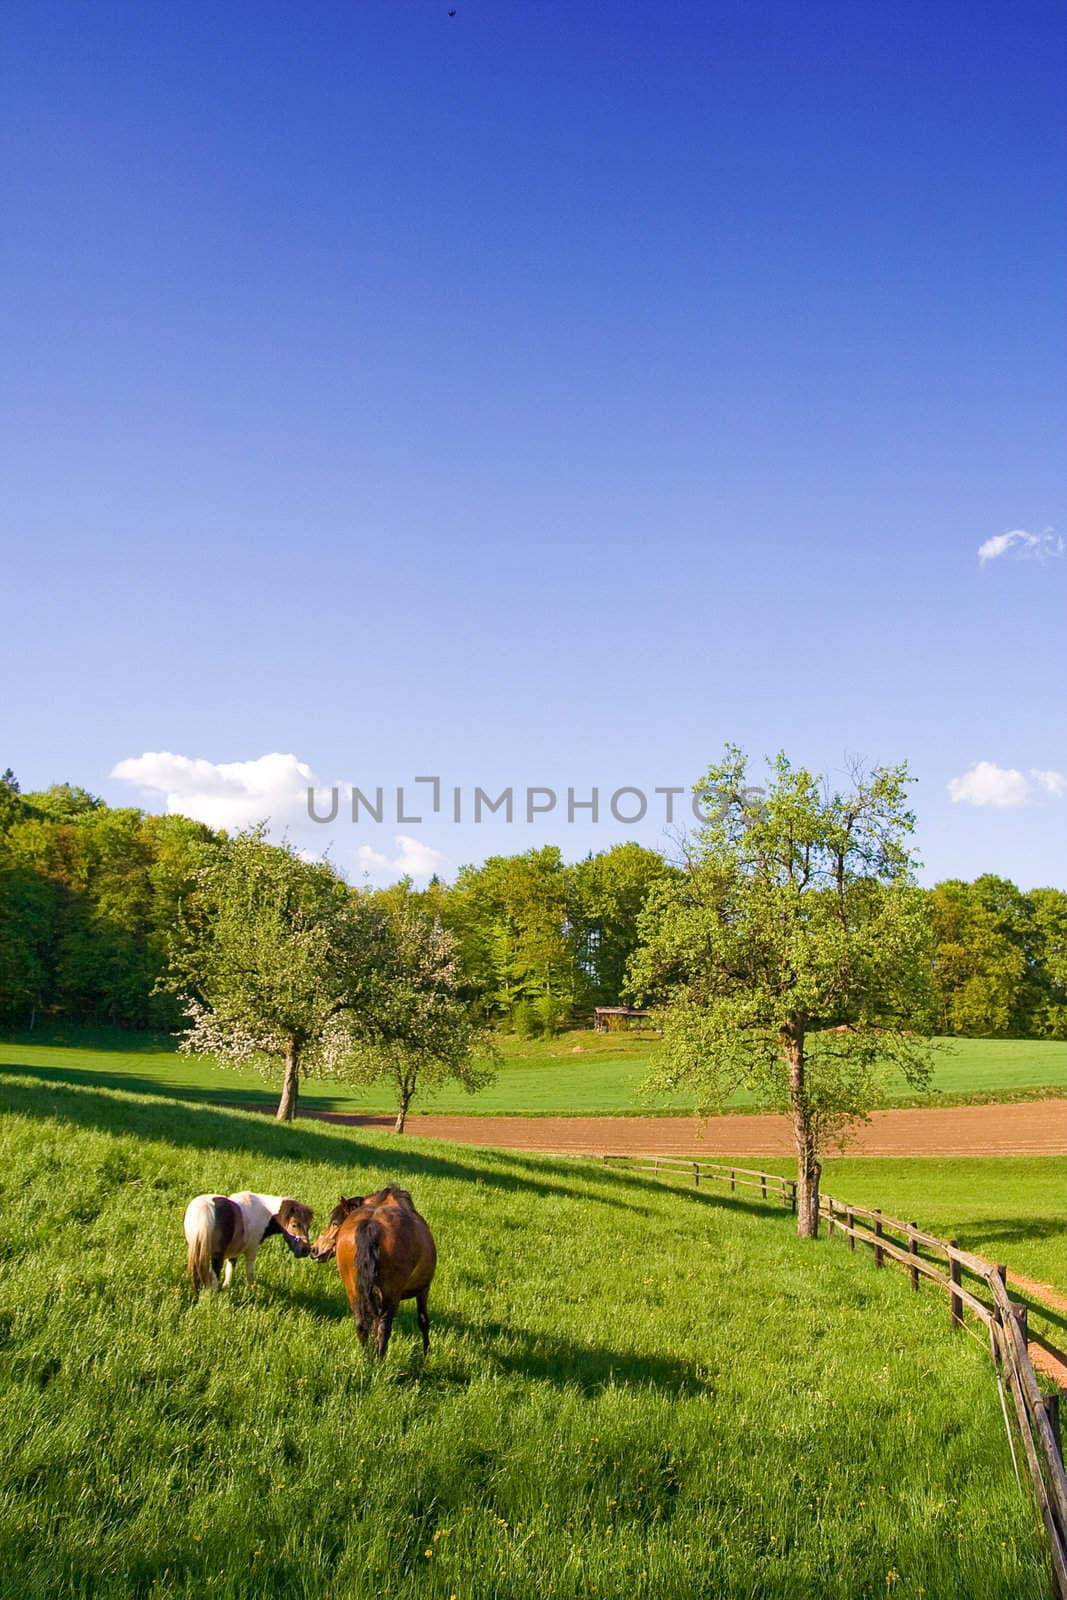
[310,1195,364,1262]
[275,1199,314,1259]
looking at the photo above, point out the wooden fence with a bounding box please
[598,1152,798,1210]
[593,1153,1067,1599]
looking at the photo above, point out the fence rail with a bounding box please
[597,1153,797,1210]
[593,1151,1067,1599]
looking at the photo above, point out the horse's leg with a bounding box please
[376,1308,395,1359]
[214,1254,229,1291]
[416,1289,430,1353]
[244,1247,258,1286]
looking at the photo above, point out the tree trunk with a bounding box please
[276,1040,300,1122]
[785,1029,821,1238]
[394,1088,412,1135]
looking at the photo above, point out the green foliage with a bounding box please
[510,998,537,1039]
[929,878,1067,1040]
[629,750,936,1233]
[0,769,27,833]
[167,829,385,1118]
[569,843,678,1009]
[20,781,105,821]
[532,992,565,1039]
[0,797,215,1030]
[447,847,579,1018]
[1031,888,1067,1038]
[0,1074,1046,1599]
[322,894,496,1130]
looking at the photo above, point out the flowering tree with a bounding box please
[167,829,384,1120]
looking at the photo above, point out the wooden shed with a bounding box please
[593,1006,651,1034]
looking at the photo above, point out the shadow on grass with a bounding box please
[268,1289,709,1397]
[0,1058,338,1114]
[434,1311,709,1396]
[0,1069,787,1236]
[1,1025,180,1055]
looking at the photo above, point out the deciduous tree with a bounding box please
[337,898,496,1132]
[628,749,934,1238]
[168,829,384,1120]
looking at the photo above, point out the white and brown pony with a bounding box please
[183,1192,313,1296]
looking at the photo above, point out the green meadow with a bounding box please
[0,1068,1050,1600]
[3,1025,1067,1118]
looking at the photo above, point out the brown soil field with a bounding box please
[296,1099,1067,1158]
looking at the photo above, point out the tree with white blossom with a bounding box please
[167,828,385,1120]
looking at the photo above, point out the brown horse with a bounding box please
[310,1185,436,1357]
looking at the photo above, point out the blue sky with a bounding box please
[2,1,1064,886]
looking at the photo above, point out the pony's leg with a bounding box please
[375,1309,395,1359]
[415,1289,431,1353]
[221,1257,235,1290]
[244,1248,258,1285]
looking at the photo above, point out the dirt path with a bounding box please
[292,1099,1067,1158]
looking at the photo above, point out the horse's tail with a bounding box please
[356,1218,383,1327]
[184,1197,215,1296]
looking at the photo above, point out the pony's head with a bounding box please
[275,1199,314,1259]
[310,1196,365,1262]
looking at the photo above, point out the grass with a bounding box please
[3,1024,1067,1118]
[0,1068,1049,1599]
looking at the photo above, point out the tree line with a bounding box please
[1,766,1066,1044]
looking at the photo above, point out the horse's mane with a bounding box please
[276,1198,313,1232]
[369,1184,415,1211]
[328,1185,415,1228]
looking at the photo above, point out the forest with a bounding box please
[1,767,1065,1041]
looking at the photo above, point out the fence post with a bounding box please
[846,1209,855,1251]
[949,1242,962,1330]
[693,1163,700,1188]
[730,1168,735,1193]
[1011,1301,1028,1344]
[873,1210,884,1269]
[761,1172,767,1200]
[790,1181,797,1214]
[908,1224,919,1291]
[1041,1393,1063,1465]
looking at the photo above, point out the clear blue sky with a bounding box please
[2,1,1064,885]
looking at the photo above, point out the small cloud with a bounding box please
[355,834,446,884]
[948,761,1030,808]
[1032,769,1067,799]
[978,527,1063,566]
[948,761,1067,808]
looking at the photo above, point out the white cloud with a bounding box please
[947,762,1067,808]
[355,834,447,884]
[948,761,1030,808]
[114,751,448,882]
[978,527,1063,566]
[111,750,331,834]
[1032,769,1067,799]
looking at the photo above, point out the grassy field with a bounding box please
[0,1067,1049,1599]
[3,1025,1067,1119]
